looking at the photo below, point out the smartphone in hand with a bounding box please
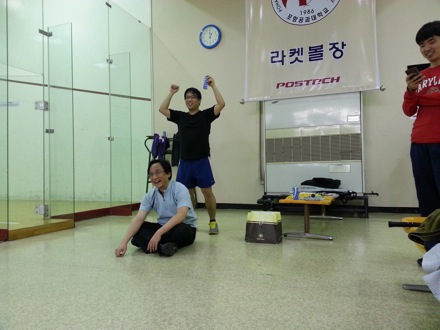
[405,67,420,77]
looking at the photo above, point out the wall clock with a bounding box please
[199,24,221,49]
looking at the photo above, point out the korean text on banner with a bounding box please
[243,0,380,102]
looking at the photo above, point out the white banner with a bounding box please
[244,0,380,102]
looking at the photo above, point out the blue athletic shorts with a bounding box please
[176,157,215,189]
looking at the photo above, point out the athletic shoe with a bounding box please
[159,242,178,257]
[209,221,219,235]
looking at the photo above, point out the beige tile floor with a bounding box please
[0,209,439,329]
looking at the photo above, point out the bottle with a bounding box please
[292,187,299,200]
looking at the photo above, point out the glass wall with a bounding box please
[47,22,74,218]
[0,0,152,240]
[0,0,7,239]
[2,0,46,237]
[109,52,132,209]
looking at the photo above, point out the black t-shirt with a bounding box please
[168,106,219,160]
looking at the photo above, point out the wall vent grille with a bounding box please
[266,133,362,164]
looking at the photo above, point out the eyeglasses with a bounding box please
[185,95,198,100]
[148,170,165,178]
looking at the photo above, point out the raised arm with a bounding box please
[158,84,180,119]
[206,76,225,116]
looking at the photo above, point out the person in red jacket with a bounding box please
[403,21,440,216]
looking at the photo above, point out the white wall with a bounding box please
[152,0,440,208]
[152,1,262,206]
[363,0,440,208]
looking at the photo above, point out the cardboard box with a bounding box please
[245,211,282,244]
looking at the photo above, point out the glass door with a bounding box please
[4,0,45,235]
[109,52,132,212]
[0,2,7,238]
[47,23,74,218]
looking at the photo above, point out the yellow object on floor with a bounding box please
[402,216,427,253]
[246,211,281,223]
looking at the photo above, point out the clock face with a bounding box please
[199,24,221,49]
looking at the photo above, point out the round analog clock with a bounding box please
[199,24,222,49]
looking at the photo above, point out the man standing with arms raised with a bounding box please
[159,75,225,234]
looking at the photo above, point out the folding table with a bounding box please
[279,196,335,240]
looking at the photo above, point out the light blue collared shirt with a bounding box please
[140,181,197,228]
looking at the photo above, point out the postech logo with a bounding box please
[271,0,341,26]
[275,76,341,89]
